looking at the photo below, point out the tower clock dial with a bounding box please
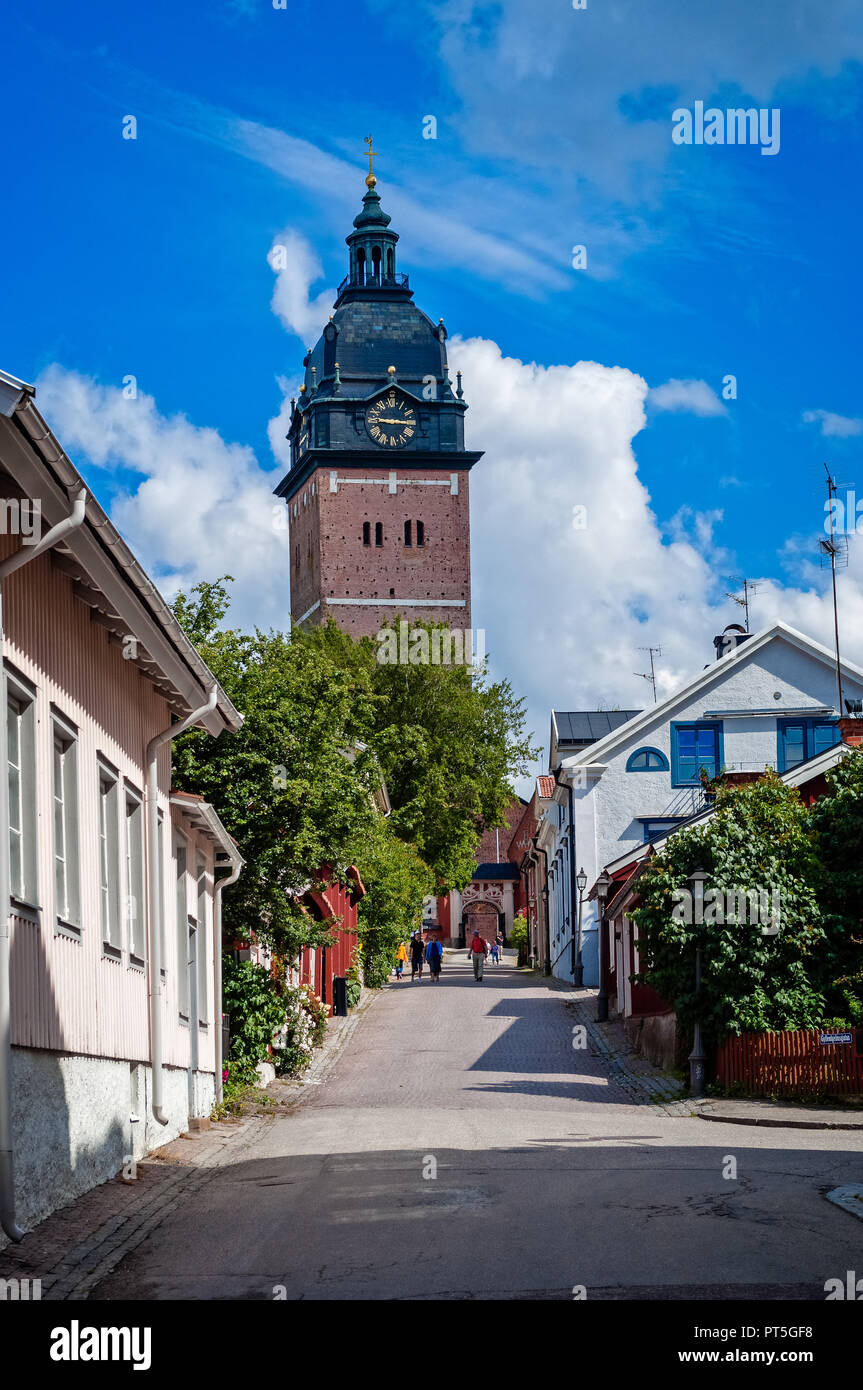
[366,391,416,448]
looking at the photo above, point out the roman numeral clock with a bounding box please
[274,137,483,641]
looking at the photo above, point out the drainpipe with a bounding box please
[0,490,87,1243]
[555,772,579,988]
[146,687,217,1126]
[213,852,242,1107]
[533,839,551,976]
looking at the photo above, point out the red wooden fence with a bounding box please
[715,1029,863,1098]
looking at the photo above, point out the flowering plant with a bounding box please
[275,984,329,1075]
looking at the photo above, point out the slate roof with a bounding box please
[554,710,641,745]
[473,863,521,881]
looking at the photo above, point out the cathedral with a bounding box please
[274,145,482,640]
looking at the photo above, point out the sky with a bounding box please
[2,0,863,769]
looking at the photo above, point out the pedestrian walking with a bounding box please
[470,930,486,982]
[490,940,499,965]
[410,932,425,981]
[394,941,407,980]
[425,936,443,982]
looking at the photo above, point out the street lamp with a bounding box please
[595,871,611,1022]
[687,867,709,1097]
[572,866,588,987]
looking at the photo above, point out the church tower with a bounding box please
[274,145,482,640]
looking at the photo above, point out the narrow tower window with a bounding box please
[362,522,370,546]
[372,246,382,282]
[386,248,394,279]
[356,247,366,285]
[404,520,412,546]
[375,522,383,547]
[416,521,425,547]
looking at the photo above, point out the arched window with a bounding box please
[371,246,382,283]
[375,522,383,547]
[416,521,425,547]
[404,520,412,546]
[356,247,366,285]
[362,522,370,547]
[386,248,394,279]
[625,747,669,772]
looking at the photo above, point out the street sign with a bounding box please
[819,1032,853,1045]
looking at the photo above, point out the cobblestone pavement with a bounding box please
[560,987,694,1117]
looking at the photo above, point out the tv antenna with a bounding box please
[634,645,662,703]
[820,464,847,716]
[725,578,759,632]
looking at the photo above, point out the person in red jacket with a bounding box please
[470,930,487,982]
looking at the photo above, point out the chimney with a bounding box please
[838,717,863,748]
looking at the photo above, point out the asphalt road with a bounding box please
[92,955,863,1300]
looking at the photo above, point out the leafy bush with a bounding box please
[510,912,529,965]
[222,957,288,1077]
[275,984,329,1076]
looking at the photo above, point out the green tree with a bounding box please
[354,817,434,987]
[809,749,863,1025]
[632,772,827,1044]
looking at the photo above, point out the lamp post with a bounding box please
[595,871,611,1022]
[687,867,708,1097]
[572,866,587,987]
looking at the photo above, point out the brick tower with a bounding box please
[274,153,482,640]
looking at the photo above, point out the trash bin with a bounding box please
[333,976,348,1017]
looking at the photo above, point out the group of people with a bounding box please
[394,932,443,983]
[394,928,505,984]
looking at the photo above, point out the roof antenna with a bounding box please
[634,645,661,702]
[820,463,848,715]
[725,578,759,632]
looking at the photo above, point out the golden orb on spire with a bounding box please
[364,133,378,188]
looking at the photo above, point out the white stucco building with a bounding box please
[544,623,863,987]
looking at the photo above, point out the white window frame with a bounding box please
[196,853,209,1027]
[52,713,80,933]
[97,759,122,956]
[7,669,38,910]
[124,785,145,965]
[175,831,190,1021]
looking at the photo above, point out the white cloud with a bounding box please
[268,229,337,345]
[35,366,290,631]
[802,408,863,438]
[648,378,727,417]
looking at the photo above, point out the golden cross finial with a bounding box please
[364,133,378,188]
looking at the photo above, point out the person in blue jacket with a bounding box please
[425,936,443,983]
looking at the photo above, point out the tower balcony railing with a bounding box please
[336,271,410,297]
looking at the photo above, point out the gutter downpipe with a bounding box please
[146,687,218,1126]
[213,850,242,1107]
[533,840,551,977]
[556,772,580,988]
[0,490,87,1243]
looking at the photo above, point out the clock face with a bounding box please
[366,391,417,448]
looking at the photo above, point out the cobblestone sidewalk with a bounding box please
[559,983,697,1117]
[0,1113,273,1300]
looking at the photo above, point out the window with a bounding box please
[375,522,383,547]
[53,719,80,929]
[404,520,412,546]
[625,746,669,773]
[777,718,840,773]
[386,248,394,278]
[98,764,121,953]
[7,676,37,906]
[362,521,370,546]
[671,722,722,786]
[416,521,425,547]
[176,836,189,1019]
[641,818,685,843]
[125,789,145,962]
[196,855,208,1026]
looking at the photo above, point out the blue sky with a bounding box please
[2,0,863,750]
